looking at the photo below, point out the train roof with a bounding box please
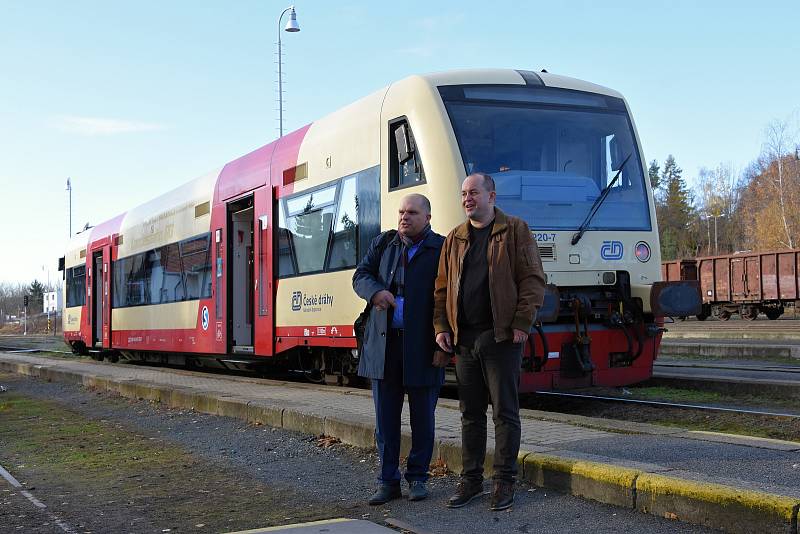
[64,231,92,269]
[80,68,626,250]
[418,68,623,99]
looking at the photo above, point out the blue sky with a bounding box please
[1,0,798,283]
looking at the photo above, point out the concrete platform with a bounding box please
[2,352,799,534]
[660,340,800,359]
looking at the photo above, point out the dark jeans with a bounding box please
[455,330,522,483]
[372,330,440,485]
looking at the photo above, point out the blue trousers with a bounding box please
[371,332,440,485]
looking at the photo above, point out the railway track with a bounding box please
[663,315,800,341]
[0,345,72,355]
[531,390,800,419]
[655,361,800,374]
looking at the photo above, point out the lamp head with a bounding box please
[284,7,300,32]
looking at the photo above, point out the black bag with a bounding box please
[354,230,397,357]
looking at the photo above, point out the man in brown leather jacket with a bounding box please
[434,172,545,511]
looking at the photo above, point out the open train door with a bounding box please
[89,245,112,348]
[101,244,112,348]
[253,186,274,356]
[227,195,255,354]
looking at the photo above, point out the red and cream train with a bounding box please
[61,69,698,392]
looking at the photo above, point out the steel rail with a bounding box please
[534,390,800,418]
[0,346,72,355]
[655,362,800,374]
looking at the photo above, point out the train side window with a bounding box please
[357,166,381,258]
[65,265,86,307]
[276,206,296,277]
[280,184,337,275]
[327,176,358,270]
[111,232,212,308]
[389,118,425,190]
[180,234,212,299]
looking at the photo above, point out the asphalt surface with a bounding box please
[0,374,717,534]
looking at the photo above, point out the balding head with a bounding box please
[398,193,432,238]
[402,193,431,214]
[461,173,497,227]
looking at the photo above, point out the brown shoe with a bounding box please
[446,479,484,508]
[490,480,514,511]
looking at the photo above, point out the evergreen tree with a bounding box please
[656,155,696,259]
[29,279,45,314]
[648,159,661,191]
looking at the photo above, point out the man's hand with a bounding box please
[432,350,451,368]
[371,290,396,311]
[436,332,453,353]
[512,329,529,344]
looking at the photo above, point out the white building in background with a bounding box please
[44,288,63,313]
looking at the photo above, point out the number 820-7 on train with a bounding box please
[60,68,700,391]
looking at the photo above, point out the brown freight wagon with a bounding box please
[662,248,800,320]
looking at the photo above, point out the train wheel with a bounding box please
[695,312,708,321]
[741,307,758,321]
[765,309,783,320]
[717,311,731,321]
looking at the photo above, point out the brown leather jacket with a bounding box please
[433,208,546,344]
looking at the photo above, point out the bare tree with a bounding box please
[761,117,797,248]
[696,162,741,254]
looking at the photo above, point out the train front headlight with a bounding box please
[635,241,651,262]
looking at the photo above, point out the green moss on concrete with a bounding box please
[636,473,798,521]
[524,453,639,487]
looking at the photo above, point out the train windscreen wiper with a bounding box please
[570,152,632,246]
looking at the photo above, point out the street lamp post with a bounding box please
[66,177,72,238]
[702,212,726,255]
[709,213,725,255]
[277,6,300,137]
[713,215,719,255]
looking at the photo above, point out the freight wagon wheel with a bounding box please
[740,307,758,321]
[765,309,783,320]
[717,311,731,321]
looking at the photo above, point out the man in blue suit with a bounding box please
[353,193,446,504]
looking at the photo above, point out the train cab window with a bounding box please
[389,118,425,190]
[65,265,86,307]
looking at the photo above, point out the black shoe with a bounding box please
[447,479,484,508]
[408,480,429,501]
[490,480,514,511]
[368,484,402,505]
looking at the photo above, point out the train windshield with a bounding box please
[440,85,651,231]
